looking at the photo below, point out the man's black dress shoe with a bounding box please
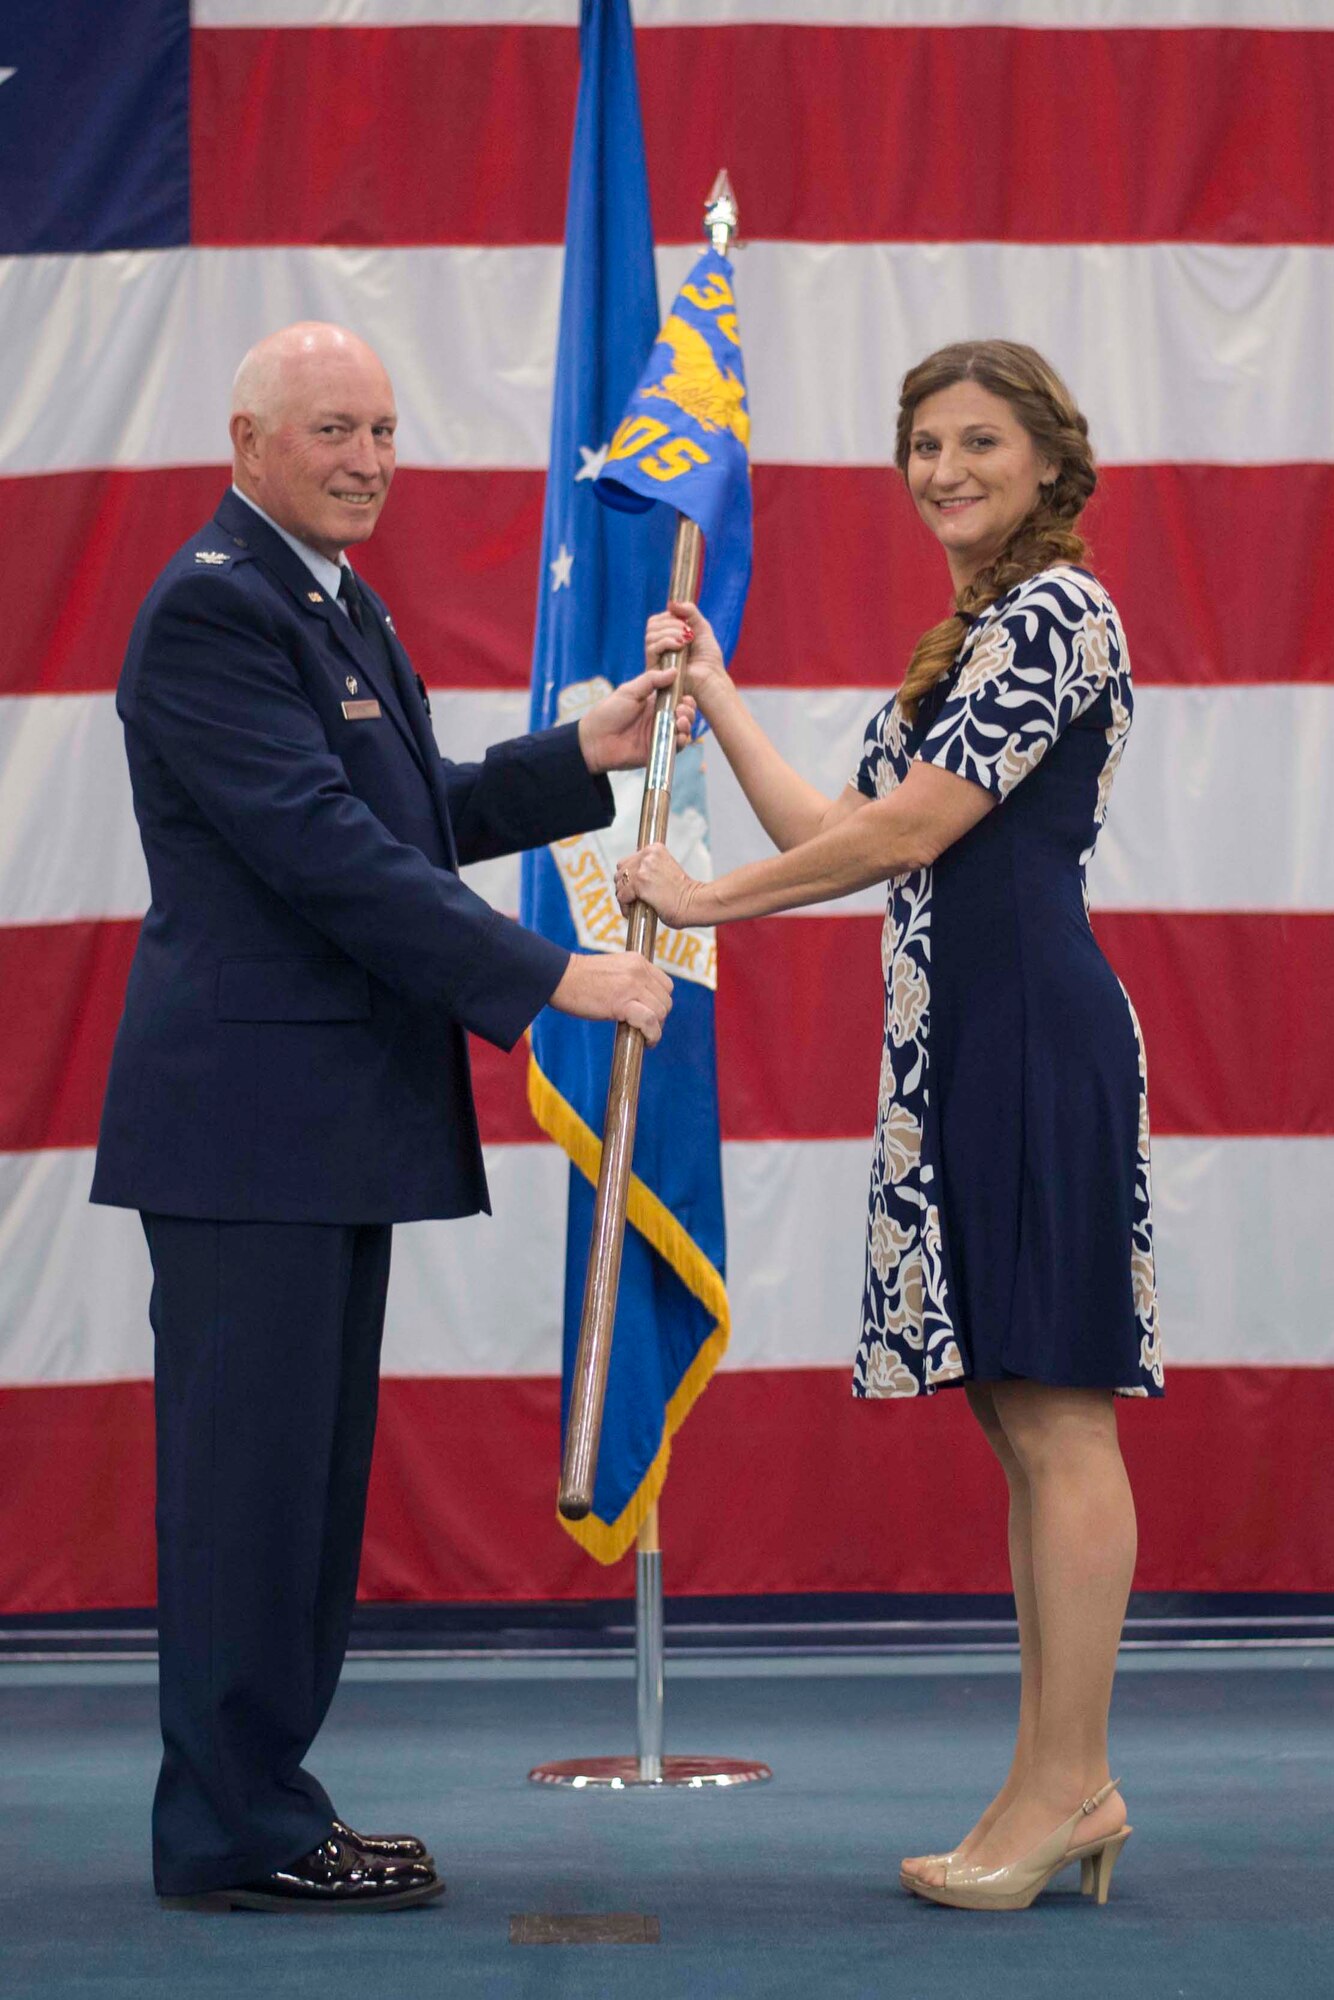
[331,1816,432,1864]
[159,1834,445,1913]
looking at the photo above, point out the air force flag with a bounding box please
[520,0,748,1564]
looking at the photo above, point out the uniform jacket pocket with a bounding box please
[216,955,372,1022]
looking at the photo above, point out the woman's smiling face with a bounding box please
[906,380,1057,589]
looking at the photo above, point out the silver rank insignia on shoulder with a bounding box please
[307,590,324,604]
[346,676,358,695]
[195,550,228,565]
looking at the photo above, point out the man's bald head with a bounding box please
[231,322,391,431]
[229,322,397,561]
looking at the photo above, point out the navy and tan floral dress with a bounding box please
[853,565,1162,1400]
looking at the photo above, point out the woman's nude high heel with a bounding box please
[899,1851,959,1895]
[1079,1834,1129,1905]
[911,1779,1131,1912]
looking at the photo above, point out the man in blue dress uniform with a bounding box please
[91,322,675,1912]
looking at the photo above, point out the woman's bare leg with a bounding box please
[901,1384,1042,1878]
[916,1382,1136,1885]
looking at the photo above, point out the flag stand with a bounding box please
[528,1505,772,1789]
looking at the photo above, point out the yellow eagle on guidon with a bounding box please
[642,315,750,449]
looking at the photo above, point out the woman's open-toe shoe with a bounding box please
[911,1779,1131,1912]
[899,1851,959,1896]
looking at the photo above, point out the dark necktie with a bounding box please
[337,566,432,719]
[337,564,367,633]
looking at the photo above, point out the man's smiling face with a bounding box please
[232,332,397,562]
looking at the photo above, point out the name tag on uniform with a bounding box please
[341,698,382,721]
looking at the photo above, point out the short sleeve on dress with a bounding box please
[917,572,1120,801]
[854,733,878,798]
[854,693,906,800]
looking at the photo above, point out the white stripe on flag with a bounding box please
[190,3,1334,31]
[4,243,1333,475]
[3,1135,1331,1386]
[4,684,1331,925]
[0,695,149,926]
[457,686,1334,919]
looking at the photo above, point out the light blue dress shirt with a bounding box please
[231,486,352,611]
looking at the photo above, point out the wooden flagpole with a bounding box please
[558,170,739,1522]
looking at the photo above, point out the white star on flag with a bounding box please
[574,443,609,483]
[0,69,17,86]
[549,544,574,591]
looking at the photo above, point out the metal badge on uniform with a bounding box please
[195,551,228,565]
[342,698,382,721]
[308,590,324,603]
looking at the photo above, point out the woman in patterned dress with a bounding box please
[619,341,1161,1913]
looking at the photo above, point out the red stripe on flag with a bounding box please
[4,464,1331,698]
[191,26,579,250]
[1091,912,1334,1138]
[0,466,222,700]
[742,463,1334,693]
[2,1365,1331,1613]
[718,914,1334,1143]
[0,467,546,698]
[0,917,547,1152]
[0,922,141,1153]
[0,1381,157,1615]
[4,913,1330,1152]
[190,25,1333,249]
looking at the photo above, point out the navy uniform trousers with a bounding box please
[92,491,615,1895]
[143,1215,392,1894]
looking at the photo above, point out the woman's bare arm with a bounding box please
[618,759,993,927]
[698,676,860,851]
[647,602,859,852]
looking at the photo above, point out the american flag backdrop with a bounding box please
[1,0,1331,1613]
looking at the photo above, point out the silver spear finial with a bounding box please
[704,169,739,256]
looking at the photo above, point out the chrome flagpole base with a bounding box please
[528,1754,771,1789]
[527,1525,771,1789]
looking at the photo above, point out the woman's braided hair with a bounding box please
[894,340,1098,721]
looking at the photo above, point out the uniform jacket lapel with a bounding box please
[368,589,461,871]
[213,493,426,776]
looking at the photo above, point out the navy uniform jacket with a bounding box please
[91,490,614,1224]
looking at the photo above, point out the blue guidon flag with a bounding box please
[594,246,753,660]
[520,0,750,1564]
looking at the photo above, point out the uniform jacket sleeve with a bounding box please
[439,722,615,868]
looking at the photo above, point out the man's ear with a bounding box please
[230,410,261,476]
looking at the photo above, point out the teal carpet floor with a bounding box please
[1,1649,1330,1999]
